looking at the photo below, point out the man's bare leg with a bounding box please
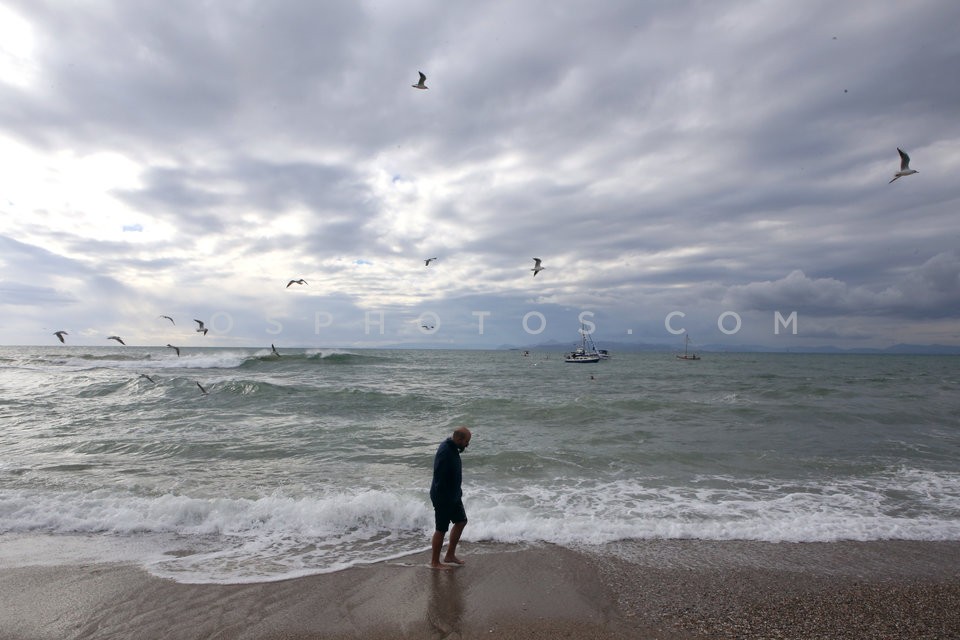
[430,530,452,570]
[443,521,466,565]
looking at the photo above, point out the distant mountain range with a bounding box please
[503,340,960,355]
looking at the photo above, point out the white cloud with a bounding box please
[0,4,37,89]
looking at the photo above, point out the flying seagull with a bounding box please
[412,71,428,90]
[194,319,208,335]
[286,279,308,288]
[54,330,68,343]
[425,257,438,266]
[531,257,545,277]
[167,344,180,357]
[159,315,175,325]
[271,343,281,357]
[108,335,126,345]
[889,148,918,183]
[139,373,156,384]
[196,381,208,395]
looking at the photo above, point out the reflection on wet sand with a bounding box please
[427,566,465,637]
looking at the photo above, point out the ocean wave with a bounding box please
[71,353,153,362]
[0,488,431,583]
[238,349,388,369]
[469,467,960,546]
[2,466,958,583]
[4,348,389,372]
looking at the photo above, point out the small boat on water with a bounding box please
[565,324,601,363]
[676,333,701,360]
[565,345,601,363]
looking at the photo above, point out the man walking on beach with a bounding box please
[430,426,472,569]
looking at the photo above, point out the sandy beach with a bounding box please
[1,540,958,640]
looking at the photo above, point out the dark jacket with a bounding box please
[430,437,462,506]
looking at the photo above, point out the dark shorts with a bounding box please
[433,499,467,532]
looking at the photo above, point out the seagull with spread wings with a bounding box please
[531,258,545,277]
[889,148,919,183]
[54,330,68,343]
[286,279,308,288]
[108,336,126,345]
[412,71,428,90]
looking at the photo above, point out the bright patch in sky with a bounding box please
[0,6,36,89]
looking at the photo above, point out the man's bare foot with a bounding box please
[430,562,453,570]
[443,555,465,565]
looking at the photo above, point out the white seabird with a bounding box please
[160,315,175,325]
[194,319,208,335]
[286,279,308,288]
[412,71,428,90]
[531,257,545,277]
[889,148,918,183]
[167,344,180,357]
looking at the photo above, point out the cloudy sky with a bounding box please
[1,0,958,350]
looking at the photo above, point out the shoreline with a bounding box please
[1,539,958,639]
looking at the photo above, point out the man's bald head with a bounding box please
[452,426,472,450]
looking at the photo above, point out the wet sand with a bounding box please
[1,540,957,639]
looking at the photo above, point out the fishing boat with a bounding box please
[564,325,601,363]
[676,333,701,360]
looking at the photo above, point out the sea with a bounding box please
[1,345,958,584]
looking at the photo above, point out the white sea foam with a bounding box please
[45,350,257,371]
[2,466,958,583]
[303,348,357,358]
[128,351,254,370]
[0,489,429,537]
[468,473,960,547]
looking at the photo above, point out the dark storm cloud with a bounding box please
[1,234,86,273]
[0,281,77,305]
[725,252,960,319]
[114,158,374,246]
[0,0,366,150]
[0,235,134,344]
